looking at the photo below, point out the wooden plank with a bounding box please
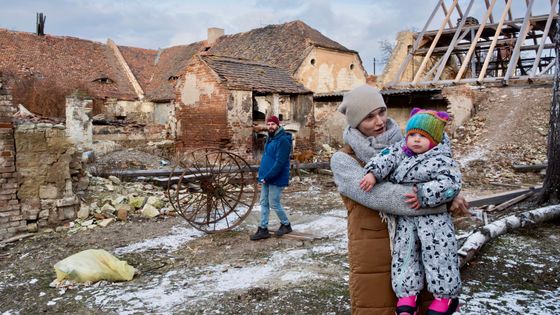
[504,0,535,82]
[455,0,498,81]
[487,190,535,212]
[478,0,513,82]
[413,0,459,84]
[467,186,542,208]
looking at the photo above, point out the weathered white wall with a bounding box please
[296,47,366,93]
[65,95,93,150]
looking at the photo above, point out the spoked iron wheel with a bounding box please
[167,148,258,233]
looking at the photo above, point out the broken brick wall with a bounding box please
[15,122,86,232]
[0,81,26,240]
[175,57,234,154]
[313,97,346,149]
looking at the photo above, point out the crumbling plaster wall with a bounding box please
[442,85,475,132]
[296,47,366,93]
[379,31,458,86]
[66,94,93,150]
[104,99,172,125]
[314,99,346,149]
[227,90,254,158]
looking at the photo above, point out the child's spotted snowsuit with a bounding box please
[365,137,462,298]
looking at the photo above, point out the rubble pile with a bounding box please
[452,86,550,191]
[62,174,175,234]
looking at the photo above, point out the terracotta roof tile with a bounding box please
[202,55,309,94]
[208,20,352,74]
[0,29,137,100]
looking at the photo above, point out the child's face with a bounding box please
[406,133,431,154]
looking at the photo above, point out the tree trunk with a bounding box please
[458,204,560,268]
[540,3,560,204]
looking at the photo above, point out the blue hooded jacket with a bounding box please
[258,127,292,187]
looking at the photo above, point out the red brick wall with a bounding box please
[174,58,233,152]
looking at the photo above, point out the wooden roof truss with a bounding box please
[389,0,558,87]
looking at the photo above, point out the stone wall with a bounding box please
[16,122,84,231]
[0,82,26,240]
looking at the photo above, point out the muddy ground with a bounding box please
[1,174,559,314]
[1,84,559,314]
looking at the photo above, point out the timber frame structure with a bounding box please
[388,0,558,87]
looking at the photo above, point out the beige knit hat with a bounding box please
[338,85,387,128]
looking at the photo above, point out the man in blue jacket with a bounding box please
[250,115,293,241]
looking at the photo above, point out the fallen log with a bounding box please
[512,163,547,172]
[458,204,560,268]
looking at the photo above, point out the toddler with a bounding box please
[360,108,462,315]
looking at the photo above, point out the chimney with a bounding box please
[36,12,46,36]
[207,27,224,46]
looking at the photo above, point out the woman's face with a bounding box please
[357,108,388,137]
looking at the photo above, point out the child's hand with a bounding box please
[404,186,420,209]
[359,173,376,192]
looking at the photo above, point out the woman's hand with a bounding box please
[448,194,470,216]
[404,186,420,209]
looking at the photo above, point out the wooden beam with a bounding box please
[441,1,455,28]
[413,0,459,83]
[504,0,535,81]
[529,0,558,78]
[390,0,443,85]
[455,0,498,81]
[433,0,475,82]
[537,59,556,75]
[468,186,542,208]
[478,0,513,82]
[485,0,495,23]
[505,0,513,20]
[423,28,471,80]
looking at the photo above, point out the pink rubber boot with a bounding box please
[395,295,417,315]
[426,297,460,315]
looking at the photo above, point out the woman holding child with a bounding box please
[330,85,468,315]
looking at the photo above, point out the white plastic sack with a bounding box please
[54,249,135,283]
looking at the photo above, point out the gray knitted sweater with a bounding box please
[330,119,446,216]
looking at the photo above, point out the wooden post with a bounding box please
[529,0,558,78]
[504,0,535,82]
[389,0,443,86]
[478,0,513,82]
[455,0,498,81]
[433,0,475,83]
[413,0,459,84]
[485,0,495,23]
[441,1,455,28]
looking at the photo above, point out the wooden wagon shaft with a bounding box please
[101,161,331,178]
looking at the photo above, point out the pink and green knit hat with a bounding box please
[405,107,449,147]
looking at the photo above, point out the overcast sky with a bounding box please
[0,0,554,74]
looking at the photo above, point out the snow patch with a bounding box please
[114,226,204,254]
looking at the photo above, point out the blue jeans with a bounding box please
[259,183,289,228]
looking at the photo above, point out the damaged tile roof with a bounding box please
[141,42,205,101]
[208,20,353,74]
[0,29,137,100]
[1,20,353,102]
[201,55,310,94]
